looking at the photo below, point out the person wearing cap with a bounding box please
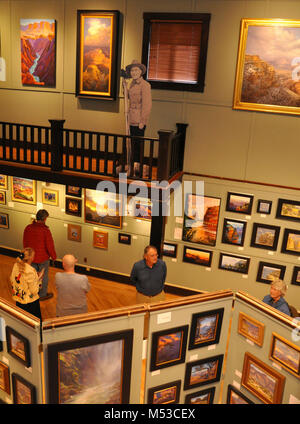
[125,60,152,176]
[23,209,56,301]
[262,278,291,316]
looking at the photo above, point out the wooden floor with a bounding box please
[0,254,178,321]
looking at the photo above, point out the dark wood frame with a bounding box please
[12,373,36,404]
[162,242,177,258]
[147,380,181,404]
[189,308,224,350]
[221,218,247,246]
[226,192,254,215]
[183,354,223,390]
[47,329,133,404]
[65,197,82,217]
[75,10,120,100]
[0,361,10,395]
[66,186,82,198]
[256,261,286,284]
[257,199,272,215]
[142,12,211,92]
[183,246,213,267]
[276,198,300,222]
[250,223,280,251]
[118,233,131,245]
[150,325,188,372]
[291,266,300,286]
[226,384,254,404]
[184,386,215,404]
[281,228,300,256]
[218,252,250,274]
[0,212,9,229]
[6,326,31,367]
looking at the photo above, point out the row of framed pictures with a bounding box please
[68,222,132,246]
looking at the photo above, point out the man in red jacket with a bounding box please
[23,209,57,300]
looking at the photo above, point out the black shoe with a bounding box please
[39,293,53,301]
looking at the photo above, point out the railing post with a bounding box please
[49,119,65,171]
[157,129,173,181]
[175,123,188,171]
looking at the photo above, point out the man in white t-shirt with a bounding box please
[55,254,91,317]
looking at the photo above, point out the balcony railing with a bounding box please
[0,120,187,182]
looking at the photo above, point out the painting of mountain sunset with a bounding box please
[20,19,56,87]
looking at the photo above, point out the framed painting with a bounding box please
[238,312,265,347]
[270,333,300,378]
[0,212,9,229]
[226,192,253,215]
[250,223,280,251]
[76,10,119,100]
[20,19,56,87]
[66,186,82,198]
[276,198,300,222]
[183,246,212,267]
[149,325,188,372]
[226,385,254,404]
[6,326,31,367]
[184,387,215,404]
[0,175,8,189]
[256,261,286,284]
[48,329,133,404]
[85,188,122,229]
[0,361,10,395]
[147,380,181,404]
[221,218,247,246]
[281,228,300,256]
[183,354,223,390]
[127,197,152,220]
[65,197,82,217]
[188,308,224,350]
[42,188,59,206]
[118,233,131,245]
[0,191,6,205]
[241,352,285,404]
[233,18,300,116]
[12,373,36,404]
[257,200,272,215]
[67,224,81,242]
[93,230,108,249]
[182,194,221,246]
[218,253,250,274]
[162,242,177,258]
[11,177,36,205]
[291,266,300,286]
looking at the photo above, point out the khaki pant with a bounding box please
[136,290,165,304]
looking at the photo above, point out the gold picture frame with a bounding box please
[238,312,265,347]
[42,188,59,206]
[93,230,108,249]
[270,333,300,378]
[233,19,300,116]
[11,177,36,205]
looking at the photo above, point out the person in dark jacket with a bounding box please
[23,209,56,300]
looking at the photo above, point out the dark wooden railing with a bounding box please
[0,120,187,181]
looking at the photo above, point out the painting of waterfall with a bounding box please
[20,18,56,87]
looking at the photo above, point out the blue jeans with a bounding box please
[31,260,49,298]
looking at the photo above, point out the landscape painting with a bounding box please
[233,19,300,115]
[226,192,253,214]
[85,188,122,228]
[184,355,223,390]
[250,223,280,251]
[148,381,181,404]
[183,246,212,267]
[276,199,300,221]
[11,177,36,205]
[219,253,250,274]
[185,387,215,404]
[20,19,56,86]
[270,333,300,377]
[238,312,265,346]
[189,308,224,350]
[256,261,286,284]
[222,218,247,246]
[281,228,300,255]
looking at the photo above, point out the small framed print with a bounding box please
[0,361,10,395]
[257,200,272,215]
[0,190,6,205]
[162,242,177,258]
[185,387,215,404]
[0,175,8,190]
[291,266,300,286]
[118,233,131,245]
[226,385,254,404]
[67,224,82,242]
[222,218,247,246]
[226,192,253,215]
[250,223,280,251]
[276,198,300,222]
[65,197,82,217]
[241,352,285,404]
[189,308,224,350]
[270,333,300,378]
[150,325,188,372]
[238,312,265,347]
[183,354,223,390]
[281,228,300,256]
[147,380,181,404]
[0,212,9,229]
[42,188,59,206]
[66,186,82,197]
[12,373,36,404]
[11,176,36,205]
[6,326,31,367]
[218,252,250,274]
[93,230,108,249]
[183,246,212,267]
[256,261,286,284]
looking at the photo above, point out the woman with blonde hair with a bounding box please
[10,248,43,320]
[262,278,291,316]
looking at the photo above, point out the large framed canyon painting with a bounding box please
[20,19,56,87]
[233,19,300,115]
[75,10,120,100]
